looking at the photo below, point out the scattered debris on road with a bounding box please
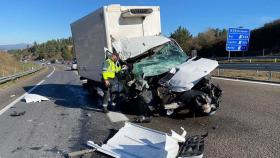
[67,149,96,158]
[60,113,69,116]
[10,111,26,117]
[87,122,206,158]
[24,94,49,103]
[11,146,23,153]
[10,94,16,98]
[29,146,43,150]
[133,116,151,123]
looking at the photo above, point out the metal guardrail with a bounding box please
[213,56,280,61]
[0,67,43,84]
[219,63,280,71]
[217,63,280,81]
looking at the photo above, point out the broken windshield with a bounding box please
[132,41,188,80]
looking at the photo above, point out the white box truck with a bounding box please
[71,4,161,82]
[71,4,222,117]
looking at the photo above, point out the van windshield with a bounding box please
[132,41,188,80]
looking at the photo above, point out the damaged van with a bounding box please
[71,4,222,117]
[111,35,222,116]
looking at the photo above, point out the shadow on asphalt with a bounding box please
[22,84,103,111]
[22,83,208,120]
[22,83,143,117]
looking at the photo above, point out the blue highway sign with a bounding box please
[226,28,250,51]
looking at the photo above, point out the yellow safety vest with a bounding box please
[102,58,121,80]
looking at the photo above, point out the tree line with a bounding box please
[11,37,74,61]
[11,18,280,61]
[170,19,280,57]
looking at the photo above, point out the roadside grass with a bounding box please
[212,69,280,82]
[0,52,40,77]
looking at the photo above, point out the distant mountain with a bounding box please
[0,43,30,51]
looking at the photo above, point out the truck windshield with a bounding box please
[132,41,188,80]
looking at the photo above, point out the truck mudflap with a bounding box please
[87,122,207,158]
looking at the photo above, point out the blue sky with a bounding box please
[0,0,279,45]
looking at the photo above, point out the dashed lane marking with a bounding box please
[47,66,55,78]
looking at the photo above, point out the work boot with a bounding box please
[103,106,109,113]
[111,102,116,112]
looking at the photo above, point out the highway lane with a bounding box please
[84,77,280,157]
[0,65,279,157]
[0,67,51,111]
[136,78,280,158]
[0,65,115,158]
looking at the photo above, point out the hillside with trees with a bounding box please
[11,37,74,61]
[170,19,280,57]
[8,19,280,60]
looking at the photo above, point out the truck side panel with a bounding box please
[71,8,107,82]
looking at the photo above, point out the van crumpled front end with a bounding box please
[113,35,222,116]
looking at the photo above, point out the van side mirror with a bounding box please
[104,47,112,58]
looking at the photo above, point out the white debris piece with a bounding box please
[107,111,129,123]
[87,122,187,158]
[24,94,49,103]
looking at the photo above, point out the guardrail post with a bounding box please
[268,71,272,80]
[250,59,252,63]
[275,58,277,63]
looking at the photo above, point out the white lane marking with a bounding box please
[47,66,55,78]
[0,80,45,116]
[106,111,129,123]
[213,77,280,87]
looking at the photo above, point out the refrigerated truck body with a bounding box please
[71,4,161,82]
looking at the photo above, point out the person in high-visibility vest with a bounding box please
[102,52,124,113]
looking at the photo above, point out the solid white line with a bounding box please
[0,65,56,116]
[213,77,280,87]
[0,80,45,116]
[47,66,55,78]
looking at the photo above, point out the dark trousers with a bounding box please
[102,78,120,108]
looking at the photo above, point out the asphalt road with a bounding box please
[0,65,279,158]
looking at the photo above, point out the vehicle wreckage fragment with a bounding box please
[24,94,49,103]
[87,122,206,158]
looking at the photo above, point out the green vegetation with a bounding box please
[11,37,74,61]
[170,19,280,57]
